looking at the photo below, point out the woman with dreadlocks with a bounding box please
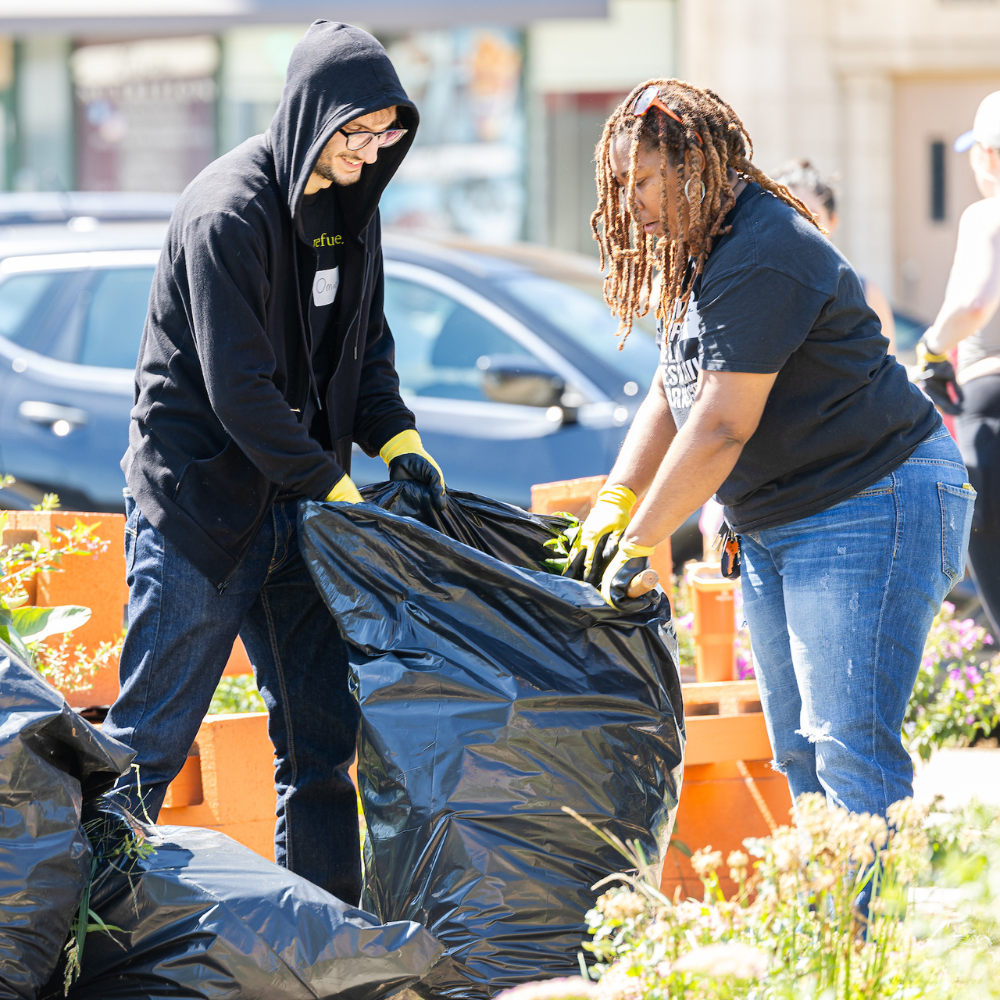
[569,79,974,827]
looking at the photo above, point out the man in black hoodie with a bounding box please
[102,22,444,902]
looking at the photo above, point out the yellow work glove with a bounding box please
[600,539,657,613]
[565,484,637,585]
[379,429,447,511]
[325,473,363,504]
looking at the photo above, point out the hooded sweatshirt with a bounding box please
[123,22,418,588]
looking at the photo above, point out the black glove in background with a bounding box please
[915,344,963,416]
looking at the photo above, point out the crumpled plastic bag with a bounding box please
[40,801,443,1000]
[0,639,441,1000]
[0,639,133,1000]
[300,483,685,999]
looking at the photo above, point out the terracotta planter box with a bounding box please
[159,711,361,862]
[159,712,278,860]
[1,509,250,708]
[663,680,791,900]
[685,561,738,682]
[3,510,128,707]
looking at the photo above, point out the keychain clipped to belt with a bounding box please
[714,522,742,579]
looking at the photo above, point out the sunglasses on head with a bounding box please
[629,86,703,145]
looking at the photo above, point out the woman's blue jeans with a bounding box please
[740,427,975,818]
[102,495,361,903]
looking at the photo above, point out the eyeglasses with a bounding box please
[338,126,408,151]
[629,86,703,145]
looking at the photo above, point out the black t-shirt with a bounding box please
[657,181,940,533]
[298,187,345,448]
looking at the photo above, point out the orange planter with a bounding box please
[159,711,361,861]
[1,509,250,707]
[159,712,278,860]
[663,680,792,900]
[2,510,127,706]
[685,561,737,682]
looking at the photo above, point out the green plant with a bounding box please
[0,505,117,690]
[64,782,158,993]
[904,601,999,760]
[509,796,1000,1000]
[670,574,697,673]
[541,514,582,573]
[34,630,126,693]
[209,674,267,715]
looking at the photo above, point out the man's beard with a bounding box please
[315,155,362,187]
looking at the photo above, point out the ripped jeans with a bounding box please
[740,427,974,817]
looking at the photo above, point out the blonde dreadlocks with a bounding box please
[592,78,819,345]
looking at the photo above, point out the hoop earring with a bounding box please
[685,177,706,203]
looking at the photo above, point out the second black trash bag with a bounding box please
[300,483,685,1000]
[40,806,444,1000]
[0,639,133,1000]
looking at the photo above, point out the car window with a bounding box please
[0,272,64,348]
[499,273,660,387]
[384,276,534,401]
[78,267,155,368]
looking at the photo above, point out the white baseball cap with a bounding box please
[955,91,1000,152]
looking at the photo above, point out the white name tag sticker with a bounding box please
[313,266,339,306]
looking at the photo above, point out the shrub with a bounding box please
[209,674,266,715]
[506,797,1000,1000]
[904,601,999,760]
[0,504,118,691]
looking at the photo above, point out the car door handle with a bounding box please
[18,401,89,435]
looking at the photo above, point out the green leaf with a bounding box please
[1,623,31,662]
[669,836,693,858]
[11,604,91,643]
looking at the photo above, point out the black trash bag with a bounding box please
[300,483,685,1000]
[359,481,570,573]
[38,797,444,1000]
[0,639,133,1000]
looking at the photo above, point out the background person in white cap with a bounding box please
[915,89,1000,634]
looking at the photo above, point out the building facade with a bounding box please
[681,0,1000,327]
[2,0,1000,329]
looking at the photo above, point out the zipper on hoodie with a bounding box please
[354,250,371,360]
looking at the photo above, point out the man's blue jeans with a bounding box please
[102,495,361,903]
[740,427,975,819]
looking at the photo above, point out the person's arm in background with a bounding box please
[863,279,897,356]
[922,198,1000,354]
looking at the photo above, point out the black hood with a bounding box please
[267,21,418,237]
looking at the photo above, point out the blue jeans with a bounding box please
[740,427,975,818]
[102,495,361,903]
